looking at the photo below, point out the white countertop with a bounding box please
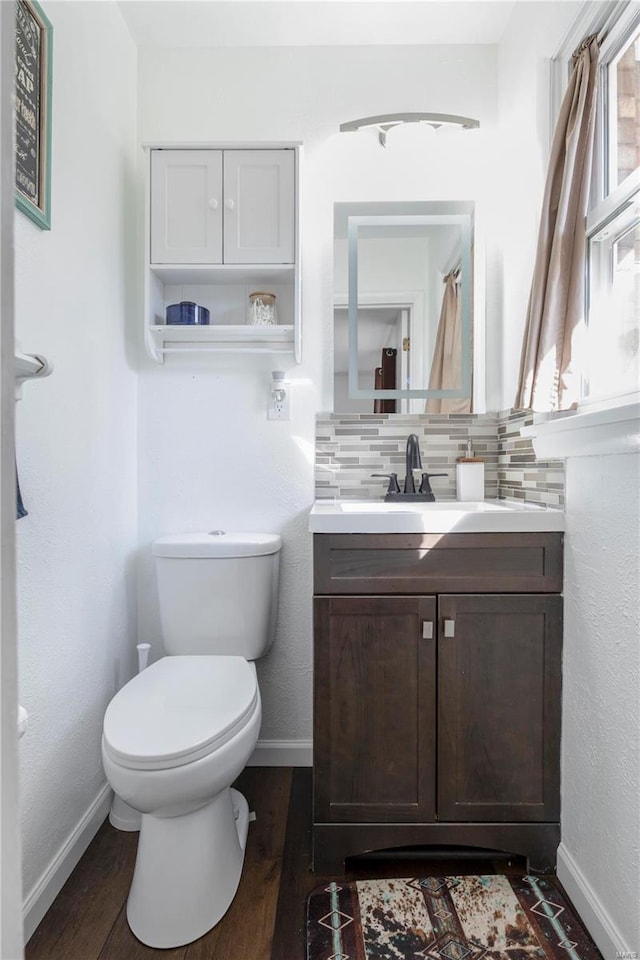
[308,499,565,534]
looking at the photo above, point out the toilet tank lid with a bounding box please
[152,532,282,558]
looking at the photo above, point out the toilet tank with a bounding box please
[152,532,281,659]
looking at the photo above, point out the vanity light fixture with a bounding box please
[339,112,480,148]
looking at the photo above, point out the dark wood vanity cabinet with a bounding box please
[314,596,438,825]
[313,532,563,874]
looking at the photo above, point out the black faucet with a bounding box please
[372,433,448,502]
[404,433,422,493]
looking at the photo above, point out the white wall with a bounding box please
[496,1,578,411]
[15,0,138,928]
[560,452,640,953]
[499,5,640,953]
[136,44,498,745]
[0,0,23,953]
[11,3,638,954]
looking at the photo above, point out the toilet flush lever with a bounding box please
[422,621,433,640]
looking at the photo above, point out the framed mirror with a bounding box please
[334,201,476,414]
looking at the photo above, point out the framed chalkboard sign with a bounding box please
[15,0,52,230]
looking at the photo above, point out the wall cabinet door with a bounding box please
[314,596,437,823]
[438,594,562,822]
[223,150,295,264]
[151,149,295,266]
[151,150,223,264]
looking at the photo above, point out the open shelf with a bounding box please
[147,323,295,360]
[151,324,294,342]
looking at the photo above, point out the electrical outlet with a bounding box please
[268,392,291,421]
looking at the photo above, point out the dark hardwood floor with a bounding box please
[26,767,527,960]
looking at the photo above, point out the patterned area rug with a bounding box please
[306,875,603,960]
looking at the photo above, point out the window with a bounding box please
[586,209,640,400]
[610,25,640,189]
[582,7,640,406]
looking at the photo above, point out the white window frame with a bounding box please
[591,8,640,205]
[551,1,640,413]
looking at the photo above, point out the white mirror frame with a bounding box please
[330,198,488,416]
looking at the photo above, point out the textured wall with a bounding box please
[136,355,316,741]
[498,11,639,945]
[137,44,499,743]
[15,2,138,899]
[10,9,634,957]
[561,452,640,950]
[0,1,23,952]
[496,2,578,412]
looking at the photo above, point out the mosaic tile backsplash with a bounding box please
[315,411,565,508]
[498,409,565,508]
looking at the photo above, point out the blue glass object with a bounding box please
[166,301,210,325]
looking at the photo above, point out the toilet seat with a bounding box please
[103,656,259,771]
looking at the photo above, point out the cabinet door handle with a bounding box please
[224,198,235,210]
[443,619,455,638]
[422,621,433,640]
[208,198,219,210]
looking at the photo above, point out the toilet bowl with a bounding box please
[102,655,261,948]
[102,531,281,947]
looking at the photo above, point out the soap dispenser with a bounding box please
[456,439,485,501]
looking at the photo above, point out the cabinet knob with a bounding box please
[224,198,235,210]
[443,619,455,638]
[208,198,219,210]
[422,621,434,640]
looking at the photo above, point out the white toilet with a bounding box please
[101,531,281,949]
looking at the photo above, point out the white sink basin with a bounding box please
[308,499,564,533]
[338,500,508,514]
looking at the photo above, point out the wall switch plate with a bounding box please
[268,392,291,421]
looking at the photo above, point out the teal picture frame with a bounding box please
[15,0,52,230]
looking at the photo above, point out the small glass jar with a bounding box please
[248,291,277,326]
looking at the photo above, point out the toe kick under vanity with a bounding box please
[309,501,565,874]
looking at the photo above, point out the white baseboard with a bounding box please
[557,842,632,959]
[23,783,113,943]
[248,738,312,767]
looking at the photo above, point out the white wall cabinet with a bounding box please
[144,144,300,363]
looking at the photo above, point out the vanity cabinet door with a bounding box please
[151,150,223,264]
[438,594,562,822]
[223,150,295,264]
[314,595,437,823]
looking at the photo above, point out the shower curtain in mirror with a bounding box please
[515,35,600,411]
[426,271,471,413]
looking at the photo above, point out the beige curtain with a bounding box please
[515,36,600,411]
[426,271,471,414]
